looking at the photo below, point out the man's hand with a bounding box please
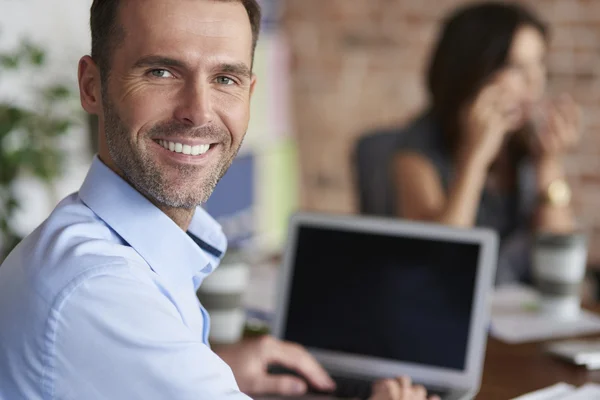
[370,377,441,400]
[213,335,336,396]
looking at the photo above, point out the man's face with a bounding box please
[98,0,255,208]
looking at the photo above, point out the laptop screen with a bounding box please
[282,225,480,372]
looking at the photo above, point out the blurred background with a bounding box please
[0,0,599,261]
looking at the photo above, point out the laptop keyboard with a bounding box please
[267,365,448,399]
[323,374,372,399]
[317,375,448,399]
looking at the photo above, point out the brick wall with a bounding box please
[283,0,600,260]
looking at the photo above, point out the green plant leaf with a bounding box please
[6,196,19,213]
[4,107,24,126]
[0,162,18,185]
[0,55,19,69]
[0,119,13,138]
[44,85,71,101]
[28,48,45,66]
[22,41,45,66]
[0,39,77,261]
[51,119,72,136]
[27,149,63,180]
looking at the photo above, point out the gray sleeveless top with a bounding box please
[395,111,537,284]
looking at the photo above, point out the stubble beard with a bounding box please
[101,91,241,209]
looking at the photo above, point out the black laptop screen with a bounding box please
[282,225,480,371]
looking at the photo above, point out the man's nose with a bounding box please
[174,81,213,127]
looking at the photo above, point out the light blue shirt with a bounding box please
[0,157,251,399]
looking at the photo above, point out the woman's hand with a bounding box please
[460,82,520,167]
[530,93,581,160]
[370,376,441,400]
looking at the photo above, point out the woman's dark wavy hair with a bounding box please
[426,1,548,151]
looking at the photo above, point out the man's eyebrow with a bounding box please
[217,62,252,79]
[132,55,186,69]
[132,56,252,79]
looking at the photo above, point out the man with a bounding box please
[0,1,435,399]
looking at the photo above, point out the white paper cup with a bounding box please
[197,254,250,344]
[533,233,588,319]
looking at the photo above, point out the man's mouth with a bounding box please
[156,140,212,156]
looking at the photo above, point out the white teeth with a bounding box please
[158,140,211,156]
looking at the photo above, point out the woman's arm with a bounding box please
[530,95,581,233]
[393,152,487,227]
[392,82,519,226]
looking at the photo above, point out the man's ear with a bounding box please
[249,73,257,98]
[78,56,103,115]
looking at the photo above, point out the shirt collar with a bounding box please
[79,156,227,288]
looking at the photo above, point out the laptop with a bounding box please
[265,212,498,400]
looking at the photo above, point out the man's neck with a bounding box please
[158,205,195,232]
[97,154,195,231]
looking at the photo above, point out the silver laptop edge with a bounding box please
[271,212,498,395]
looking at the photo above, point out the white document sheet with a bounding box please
[511,383,575,400]
[559,383,600,399]
[491,285,600,344]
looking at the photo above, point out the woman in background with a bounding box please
[393,2,581,284]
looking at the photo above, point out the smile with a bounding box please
[156,140,211,156]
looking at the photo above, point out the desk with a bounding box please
[479,311,600,399]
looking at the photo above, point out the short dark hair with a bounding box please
[90,0,261,77]
[426,1,548,148]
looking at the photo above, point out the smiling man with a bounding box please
[0,0,336,399]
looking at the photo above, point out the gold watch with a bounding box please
[540,178,572,207]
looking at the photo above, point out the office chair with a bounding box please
[353,128,404,217]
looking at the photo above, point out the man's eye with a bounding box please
[149,69,174,78]
[216,76,235,85]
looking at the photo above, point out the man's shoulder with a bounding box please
[0,193,152,395]
[0,192,148,306]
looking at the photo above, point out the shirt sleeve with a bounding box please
[50,266,250,400]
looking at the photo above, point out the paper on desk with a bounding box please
[559,383,600,399]
[491,285,600,344]
[511,382,575,400]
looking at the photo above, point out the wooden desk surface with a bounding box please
[479,307,600,399]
